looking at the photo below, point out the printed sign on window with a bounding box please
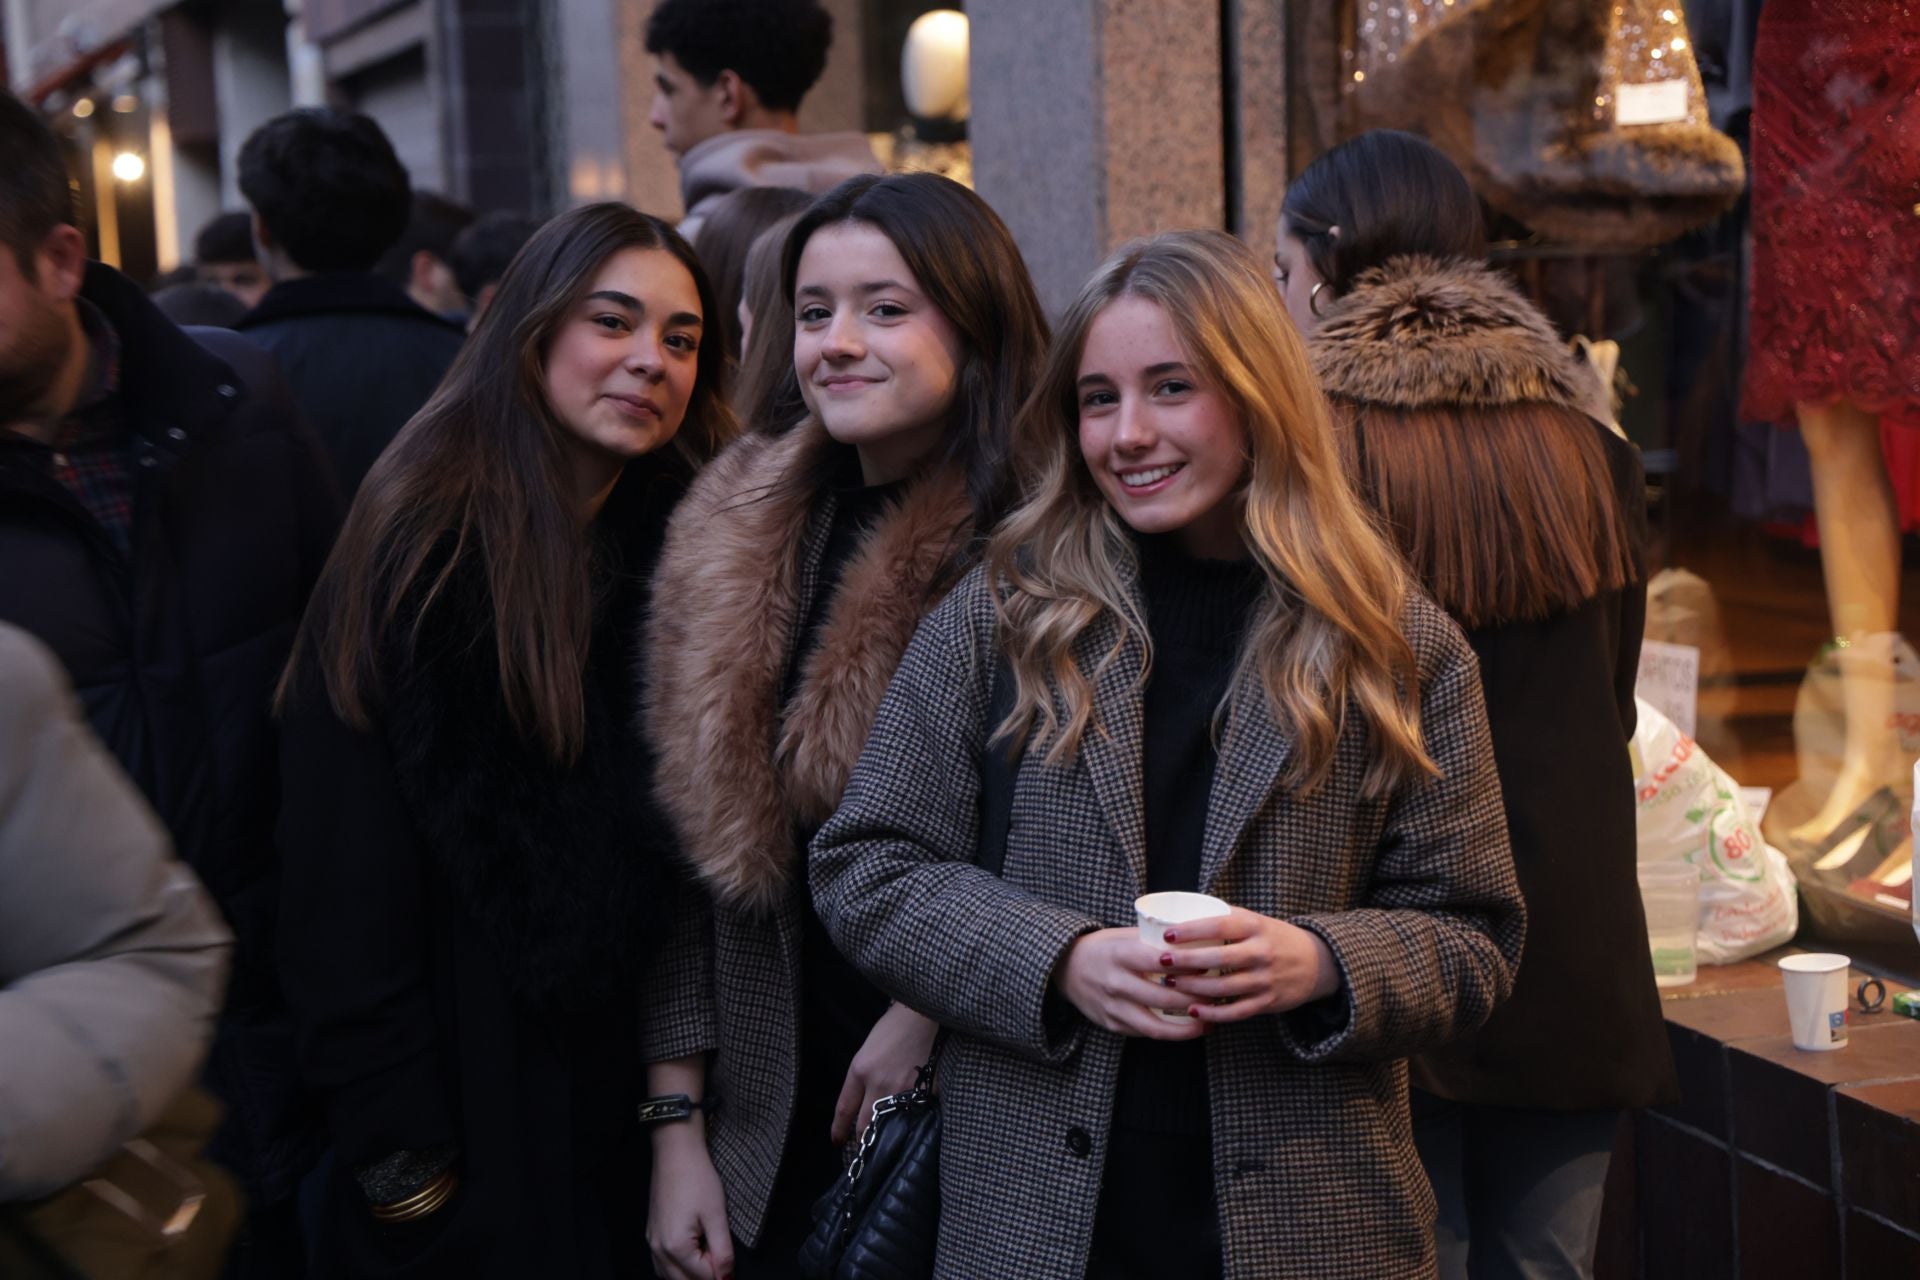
[1637,639,1701,739]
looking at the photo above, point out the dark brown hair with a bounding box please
[733,211,808,433]
[778,173,1051,536]
[1282,129,1485,301]
[1336,398,1637,629]
[696,185,812,363]
[284,202,734,761]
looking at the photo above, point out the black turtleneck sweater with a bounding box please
[767,451,908,1247]
[1091,535,1262,1280]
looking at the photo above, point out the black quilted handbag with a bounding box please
[796,661,1021,1280]
[795,1057,942,1280]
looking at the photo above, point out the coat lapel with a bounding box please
[1074,614,1150,893]
[1199,664,1295,894]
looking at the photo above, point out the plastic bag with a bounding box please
[1632,697,1798,963]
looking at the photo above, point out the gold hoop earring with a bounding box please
[1309,282,1329,318]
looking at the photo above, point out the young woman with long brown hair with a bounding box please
[275,202,732,1278]
[808,229,1525,1279]
[1280,130,1676,1280]
[639,172,1049,1280]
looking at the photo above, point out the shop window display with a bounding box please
[1289,0,1919,969]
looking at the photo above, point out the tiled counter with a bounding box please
[1596,951,1920,1279]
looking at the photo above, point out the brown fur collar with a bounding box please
[1311,255,1599,412]
[645,419,972,913]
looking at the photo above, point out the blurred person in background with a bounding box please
[378,191,475,324]
[236,108,465,498]
[692,184,811,363]
[645,0,880,239]
[0,89,338,1278]
[448,210,541,333]
[193,210,270,311]
[730,211,808,433]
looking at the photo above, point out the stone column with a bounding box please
[1230,0,1290,245]
[970,0,1224,313]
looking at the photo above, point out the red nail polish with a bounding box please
[1164,977,1178,989]
[1159,952,1174,968]
[1164,929,1179,943]
[1188,1006,1203,1019]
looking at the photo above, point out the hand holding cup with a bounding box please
[1152,905,1341,1023]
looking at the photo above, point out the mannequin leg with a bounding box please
[1791,400,1903,842]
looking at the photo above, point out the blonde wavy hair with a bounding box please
[986,229,1436,798]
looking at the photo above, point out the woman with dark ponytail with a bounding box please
[1281,130,1676,1280]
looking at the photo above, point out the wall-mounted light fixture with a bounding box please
[903,10,969,124]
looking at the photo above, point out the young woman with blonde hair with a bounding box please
[809,229,1525,1280]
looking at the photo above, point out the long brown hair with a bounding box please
[987,230,1435,800]
[1338,399,1636,628]
[283,202,734,762]
[695,184,812,363]
[733,210,808,433]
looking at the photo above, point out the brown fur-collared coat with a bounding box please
[640,418,971,1245]
[1313,254,1677,1112]
[810,566,1527,1279]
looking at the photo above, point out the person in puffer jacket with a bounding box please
[0,621,231,1202]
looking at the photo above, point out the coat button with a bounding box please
[1065,1127,1091,1158]
[215,383,237,398]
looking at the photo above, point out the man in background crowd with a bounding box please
[645,0,880,238]
[236,107,464,497]
[448,209,540,332]
[193,210,270,310]
[377,189,474,324]
[0,89,337,1277]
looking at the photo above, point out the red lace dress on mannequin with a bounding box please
[1743,0,1920,526]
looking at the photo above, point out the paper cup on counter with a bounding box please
[1778,953,1851,1051]
[1135,891,1231,1022]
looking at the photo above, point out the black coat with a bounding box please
[0,261,338,1202]
[277,463,681,1278]
[1411,426,1679,1111]
[238,273,464,497]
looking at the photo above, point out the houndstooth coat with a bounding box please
[810,565,1526,1280]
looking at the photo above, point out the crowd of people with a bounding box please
[0,2,1672,1278]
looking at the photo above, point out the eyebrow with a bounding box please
[795,279,914,299]
[585,290,702,328]
[1075,361,1189,389]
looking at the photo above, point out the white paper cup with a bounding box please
[1135,892,1231,1022]
[1778,953,1851,1051]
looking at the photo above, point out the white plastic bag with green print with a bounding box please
[1631,697,1799,964]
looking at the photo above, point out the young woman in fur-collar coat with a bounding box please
[1278,131,1677,1279]
[642,173,1049,1280]
[276,205,731,1278]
